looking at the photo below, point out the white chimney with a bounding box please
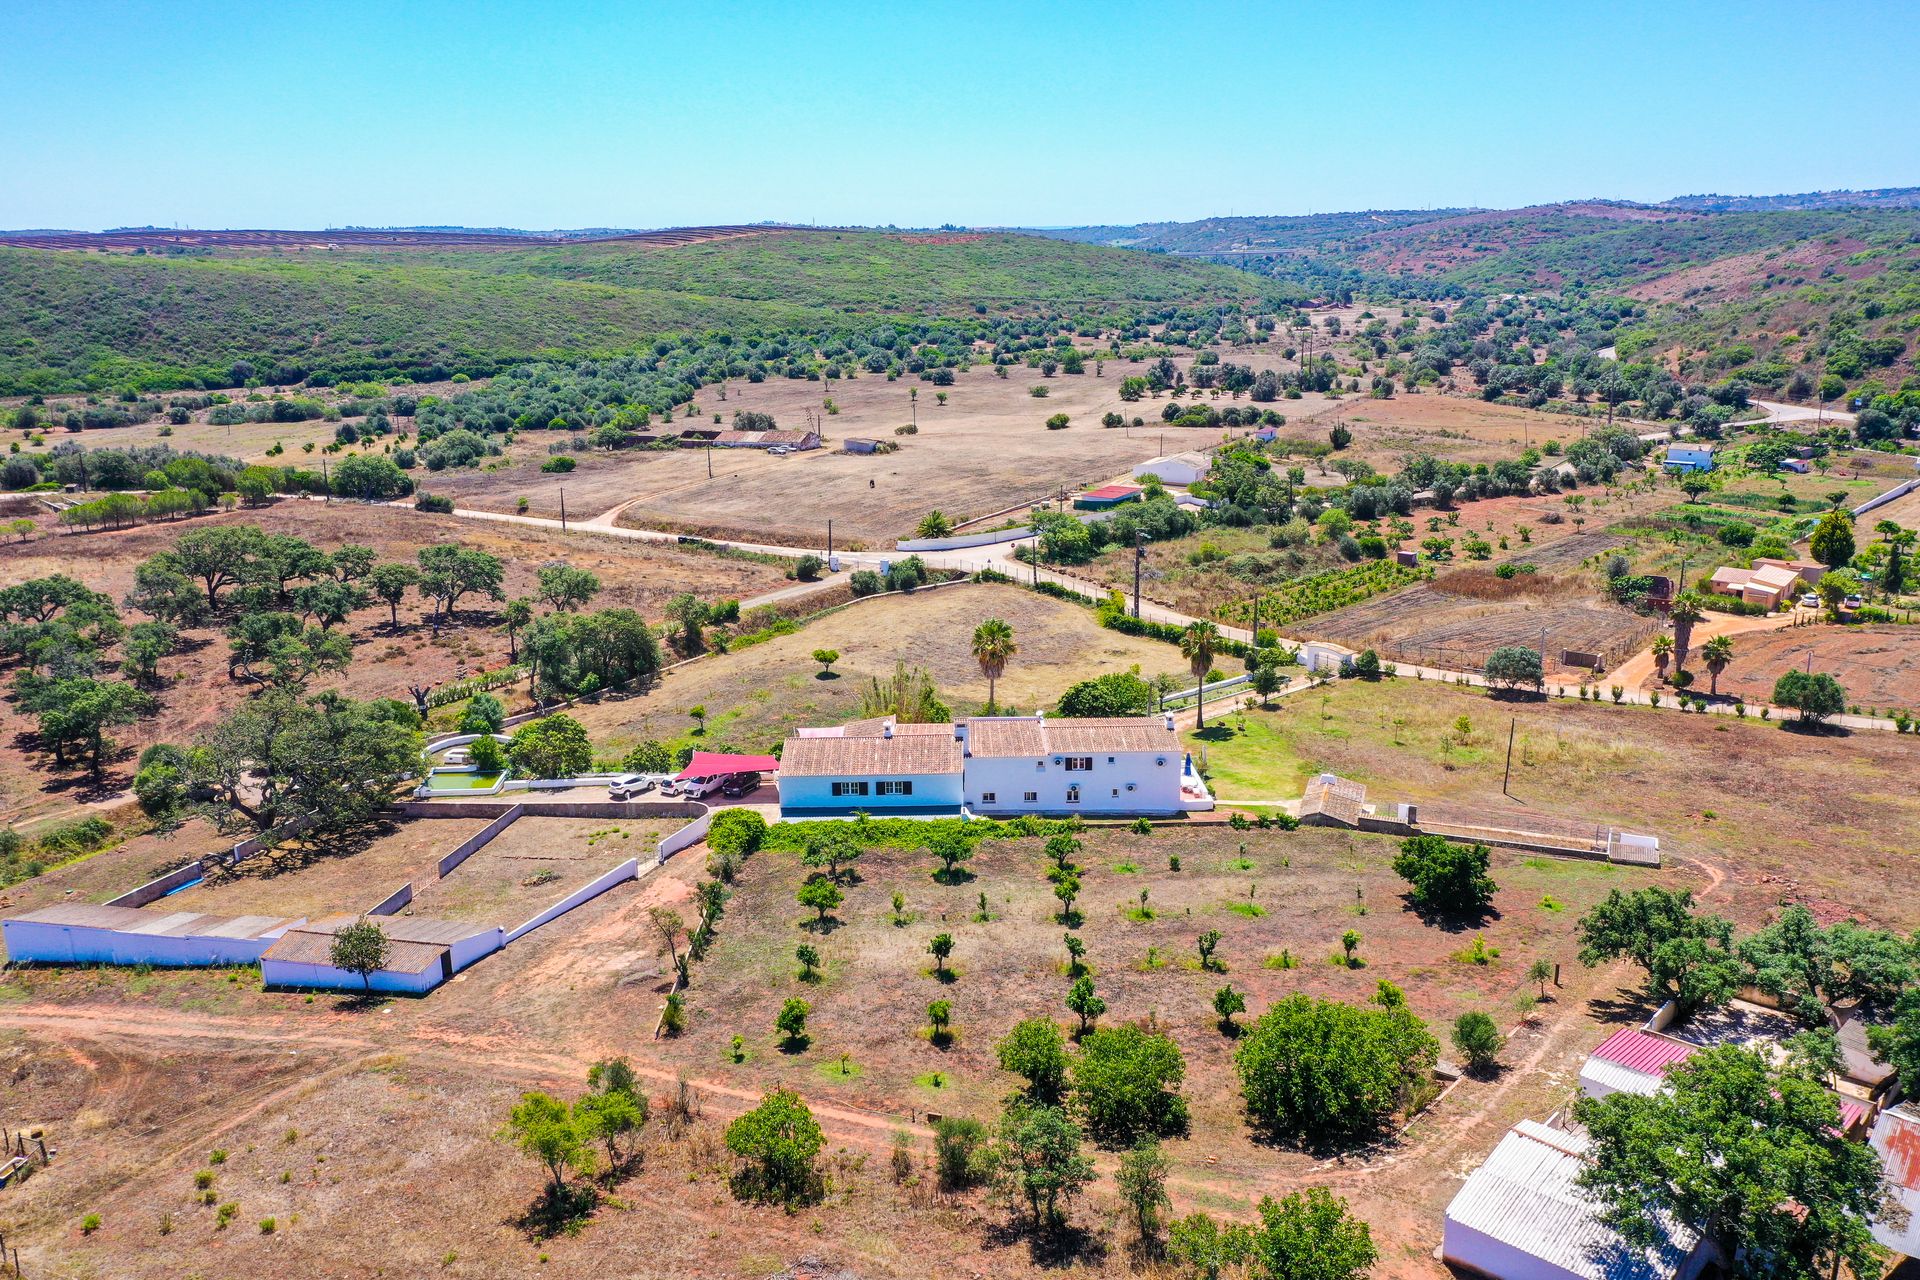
[883,719,894,739]
[1163,712,1176,732]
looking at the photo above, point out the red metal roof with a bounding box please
[675,751,779,781]
[1081,484,1142,501]
[1589,1029,1696,1076]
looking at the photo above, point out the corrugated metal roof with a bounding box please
[1830,1006,1898,1089]
[1590,1029,1696,1076]
[1445,1119,1699,1280]
[1081,484,1142,500]
[778,733,964,778]
[1578,1057,1668,1099]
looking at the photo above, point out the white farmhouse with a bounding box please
[1130,451,1211,487]
[776,714,1211,818]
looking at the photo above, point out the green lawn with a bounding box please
[1185,703,1314,800]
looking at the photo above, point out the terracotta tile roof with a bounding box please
[963,716,1175,758]
[1300,774,1367,825]
[778,732,963,777]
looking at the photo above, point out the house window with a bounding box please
[876,780,914,796]
[1112,789,1119,797]
[1066,785,1081,804]
[1063,756,1093,772]
[1023,791,1037,804]
[830,781,870,797]
[981,791,996,805]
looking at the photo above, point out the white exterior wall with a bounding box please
[260,958,441,994]
[964,750,1184,815]
[1132,458,1206,485]
[447,928,506,971]
[1,920,287,968]
[1443,1217,1583,1280]
[777,772,965,811]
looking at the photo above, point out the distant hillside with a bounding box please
[1034,197,1920,405]
[0,229,1264,394]
[1659,188,1920,212]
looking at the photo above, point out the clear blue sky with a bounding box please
[6,0,1917,231]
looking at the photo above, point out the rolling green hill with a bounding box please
[0,229,1264,395]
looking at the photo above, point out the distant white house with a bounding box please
[1131,452,1211,487]
[1663,443,1715,473]
[1443,1119,1711,1280]
[776,714,1212,818]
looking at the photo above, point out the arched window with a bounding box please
[1066,784,1081,805]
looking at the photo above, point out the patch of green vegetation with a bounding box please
[813,1054,864,1083]
[1186,708,1312,800]
[1222,900,1267,918]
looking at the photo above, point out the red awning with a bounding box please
[675,751,780,781]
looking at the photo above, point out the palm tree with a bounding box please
[971,618,1017,713]
[1669,592,1707,674]
[1701,634,1734,696]
[1181,620,1221,729]
[1651,634,1673,680]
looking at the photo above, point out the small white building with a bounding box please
[260,915,504,994]
[1443,1119,1711,1280]
[1130,451,1211,487]
[1,903,300,967]
[775,714,1211,818]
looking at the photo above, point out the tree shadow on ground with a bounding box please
[1587,988,1657,1026]
[511,1182,599,1241]
[1400,894,1503,934]
[931,867,977,887]
[777,1033,812,1056]
[982,1219,1108,1271]
[798,915,843,936]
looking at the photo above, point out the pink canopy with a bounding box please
[674,751,780,781]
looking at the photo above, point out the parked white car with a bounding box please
[673,774,728,799]
[1800,593,1820,608]
[607,774,655,801]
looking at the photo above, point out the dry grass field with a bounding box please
[1696,623,1920,714]
[1281,394,1588,474]
[2,672,1917,1278]
[407,817,672,924]
[568,581,1192,757]
[418,360,1241,543]
[0,500,786,830]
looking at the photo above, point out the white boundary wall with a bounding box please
[504,859,640,943]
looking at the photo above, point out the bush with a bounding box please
[1234,994,1438,1145]
[414,492,454,514]
[849,569,883,597]
[1392,835,1496,917]
[1071,1025,1189,1147]
[1483,645,1543,690]
[725,1088,823,1206]
[541,455,576,473]
[1452,1012,1505,1073]
[933,1115,990,1190]
[707,808,767,860]
[795,554,825,581]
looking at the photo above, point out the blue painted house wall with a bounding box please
[777,772,964,815]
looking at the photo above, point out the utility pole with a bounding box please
[321,455,329,502]
[1502,718,1517,796]
[1030,523,1040,585]
[706,445,713,479]
[1250,594,1260,649]
[558,484,567,532]
[826,519,833,558]
[1133,532,1147,619]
